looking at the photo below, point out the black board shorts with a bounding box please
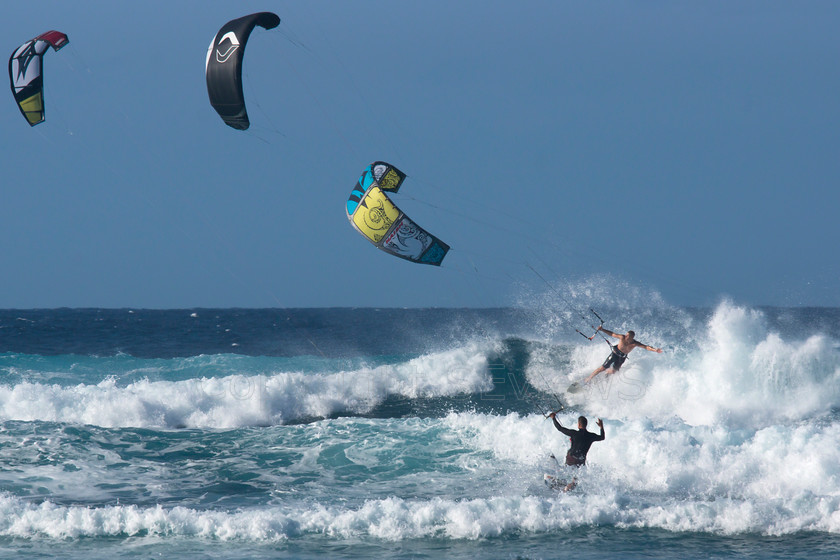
[602,347,627,371]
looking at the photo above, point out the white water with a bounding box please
[534,301,840,428]
[2,302,840,539]
[0,344,492,428]
[3,405,840,539]
[446,407,840,536]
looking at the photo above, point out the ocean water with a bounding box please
[1,303,839,559]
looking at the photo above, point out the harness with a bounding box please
[611,345,627,359]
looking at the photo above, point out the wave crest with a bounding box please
[0,345,493,428]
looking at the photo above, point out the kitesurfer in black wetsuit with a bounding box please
[549,413,605,466]
[545,413,605,491]
[583,326,663,384]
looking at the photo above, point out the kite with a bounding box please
[8,30,69,126]
[346,162,449,266]
[205,12,280,130]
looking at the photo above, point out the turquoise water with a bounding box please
[1,305,839,558]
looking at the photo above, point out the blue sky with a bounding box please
[1,1,838,309]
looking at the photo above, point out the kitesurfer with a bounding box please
[546,413,605,491]
[583,326,662,384]
[549,413,605,467]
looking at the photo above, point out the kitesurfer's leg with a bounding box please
[584,366,606,384]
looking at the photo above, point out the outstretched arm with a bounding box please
[635,340,663,353]
[598,326,621,340]
[595,418,605,440]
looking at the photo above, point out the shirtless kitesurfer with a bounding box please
[582,326,662,384]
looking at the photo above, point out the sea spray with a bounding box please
[560,302,840,428]
[1,305,840,559]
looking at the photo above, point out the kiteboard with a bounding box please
[544,453,578,492]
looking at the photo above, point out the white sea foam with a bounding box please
[3,303,839,541]
[2,405,840,540]
[441,410,840,536]
[2,475,839,542]
[0,344,492,428]
[534,301,840,428]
